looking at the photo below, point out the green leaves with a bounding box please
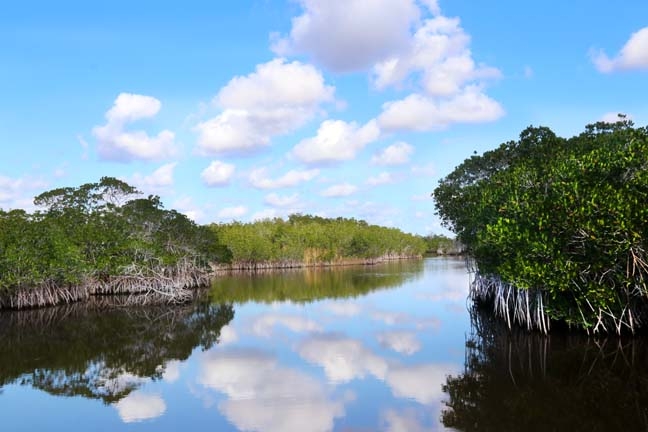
[433,121,648,333]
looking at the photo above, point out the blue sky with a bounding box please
[1,0,647,235]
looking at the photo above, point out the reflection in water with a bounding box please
[209,259,424,304]
[114,391,167,423]
[0,300,234,404]
[198,348,346,432]
[442,307,648,431]
[0,257,468,431]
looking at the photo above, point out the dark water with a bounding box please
[0,257,646,431]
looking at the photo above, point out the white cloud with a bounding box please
[201,160,235,187]
[113,391,166,423]
[219,325,238,345]
[250,208,280,221]
[600,112,633,123]
[372,310,411,326]
[198,349,345,432]
[298,335,388,383]
[385,363,455,405]
[591,27,648,73]
[196,59,334,155]
[93,93,177,162]
[320,183,358,197]
[378,86,504,132]
[364,12,503,134]
[0,175,48,210]
[377,331,421,355]
[367,172,396,186]
[218,205,248,219]
[293,119,380,164]
[372,16,501,94]
[249,167,319,189]
[251,313,322,337]
[272,0,421,72]
[381,408,432,432]
[173,196,205,222]
[323,301,362,317]
[264,192,300,208]
[162,360,182,383]
[131,162,177,190]
[371,142,414,165]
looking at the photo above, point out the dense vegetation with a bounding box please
[433,119,648,334]
[210,214,426,269]
[0,178,425,309]
[0,177,226,308]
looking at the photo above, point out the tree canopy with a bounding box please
[433,119,648,333]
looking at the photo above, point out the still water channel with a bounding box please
[0,257,646,431]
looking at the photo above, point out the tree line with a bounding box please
[0,178,429,309]
[433,118,648,334]
[210,214,427,269]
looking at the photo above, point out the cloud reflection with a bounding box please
[377,331,421,355]
[114,391,166,423]
[251,313,322,337]
[298,334,388,383]
[198,348,345,432]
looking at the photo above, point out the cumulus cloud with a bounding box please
[323,301,362,317]
[385,363,455,405]
[591,27,648,73]
[218,325,238,345]
[264,192,301,208]
[377,331,421,355]
[367,172,397,186]
[298,335,388,383]
[173,196,205,222]
[0,175,47,210]
[251,313,322,337]
[272,0,421,72]
[372,16,501,94]
[381,408,434,432]
[195,59,334,155]
[201,160,235,187]
[320,183,358,197]
[378,86,504,132]
[93,93,177,162]
[371,142,414,165]
[293,119,380,164]
[113,391,166,423]
[217,205,248,219]
[131,162,177,191]
[249,167,319,189]
[198,349,345,432]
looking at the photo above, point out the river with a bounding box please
[0,257,646,431]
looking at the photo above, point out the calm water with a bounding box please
[1,257,647,431]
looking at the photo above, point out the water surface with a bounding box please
[1,257,646,431]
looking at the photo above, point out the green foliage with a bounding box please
[433,119,648,332]
[211,214,427,264]
[0,178,230,306]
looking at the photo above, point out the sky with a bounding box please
[1,0,647,235]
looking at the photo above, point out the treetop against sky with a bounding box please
[0,0,646,235]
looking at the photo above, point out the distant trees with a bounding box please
[0,178,425,309]
[433,119,648,333]
[211,214,427,268]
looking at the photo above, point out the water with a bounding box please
[0,257,646,431]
